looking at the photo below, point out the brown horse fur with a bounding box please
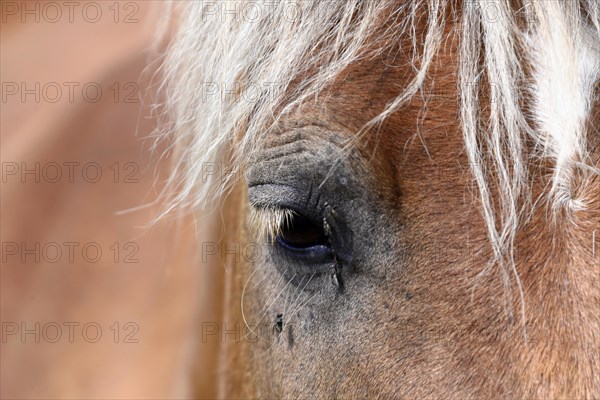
[160,1,600,398]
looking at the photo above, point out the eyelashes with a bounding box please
[248,206,296,243]
[249,206,330,250]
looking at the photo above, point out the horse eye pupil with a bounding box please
[279,214,327,248]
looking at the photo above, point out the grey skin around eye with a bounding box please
[245,125,405,284]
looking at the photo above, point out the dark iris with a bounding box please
[278,214,326,247]
[275,213,332,260]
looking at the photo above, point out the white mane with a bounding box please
[158,0,599,313]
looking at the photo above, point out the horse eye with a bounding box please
[276,214,328,250]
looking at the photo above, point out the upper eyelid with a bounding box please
[247,183,309,211]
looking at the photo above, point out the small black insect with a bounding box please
[273,313,283,335]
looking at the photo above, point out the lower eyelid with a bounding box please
[272,225,336,275]
[276,236,332,255]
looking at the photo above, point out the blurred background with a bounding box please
[1,1,224,398]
